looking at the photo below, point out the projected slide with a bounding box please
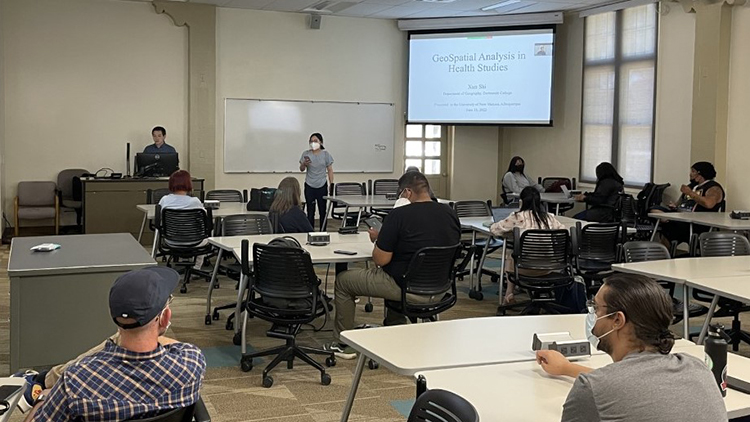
[408,29,554,125]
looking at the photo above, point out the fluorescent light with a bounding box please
[481,0,521,11]
[397,11,563,31]
[579,0,655,17]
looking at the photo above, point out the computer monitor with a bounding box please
[134,153,179,177]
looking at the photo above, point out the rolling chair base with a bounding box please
[240,336,335,388]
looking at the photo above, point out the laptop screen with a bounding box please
[491,207,519,223]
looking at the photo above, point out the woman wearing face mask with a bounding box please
[299,133,334,230]
[536,274,726,422]
[502,156,544,195]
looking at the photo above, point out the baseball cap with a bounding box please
[109,267,179,329]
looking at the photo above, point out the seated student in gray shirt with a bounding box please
[536,273,727,422]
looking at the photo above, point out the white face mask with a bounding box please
[310,142,320,151]
[586,310,616,350]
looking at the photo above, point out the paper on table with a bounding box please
[30,243,60,252]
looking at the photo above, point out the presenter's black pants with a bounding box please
[305,182,328,231]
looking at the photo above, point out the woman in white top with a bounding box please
[490,186,565,303]
[158,170,206,268]
[502,156,545,195]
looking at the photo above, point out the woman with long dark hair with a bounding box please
[574,162,624,222]
[502,156,544,195]
[490,187,565,303]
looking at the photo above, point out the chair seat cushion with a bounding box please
[61,199,82,209]
[578,259,613,272]
[17,207,56,219]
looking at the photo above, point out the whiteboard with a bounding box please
[224,99,395,173]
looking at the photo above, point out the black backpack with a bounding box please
[247,187,277,211]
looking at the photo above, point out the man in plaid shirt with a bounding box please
[22,267,205,421]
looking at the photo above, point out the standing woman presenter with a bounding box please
[299,133,334,230]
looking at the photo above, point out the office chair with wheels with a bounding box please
[205,189,246,203]
[371,179,399,217]
[57,168,89,229]
[571,222,624,294]
[510,227,575,315]
[239,240,334,388]
[148,188,171,205]
[452,200,503,299]
[408,389,479,422]
[692,232,750,351]
[384,244,461,323]
[539,177,576,214]
[621,241,707,324]
[155,205,214,294]
[331,182,368,225]
[126,398,210,422]
[206,214,273,330]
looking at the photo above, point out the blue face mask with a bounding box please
[586,310,616,350]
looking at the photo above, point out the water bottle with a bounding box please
[705,324,729,397]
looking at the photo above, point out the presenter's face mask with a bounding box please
[310,142,321,151]
[585,299,617,351]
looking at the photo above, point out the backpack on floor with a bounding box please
[247,187,277,211]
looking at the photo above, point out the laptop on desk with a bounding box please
[482,207,519,228]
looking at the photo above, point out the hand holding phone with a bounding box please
[364,217,382,231]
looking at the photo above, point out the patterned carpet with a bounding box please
[1,228,749,421]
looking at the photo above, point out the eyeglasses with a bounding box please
[586,299,608,314]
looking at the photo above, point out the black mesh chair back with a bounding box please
[334,182,365,196]
[386,244,461,320]
[622,241,670,262]
[618,193,637,227]
[206,189,245,203]
[160,208,211,248]
[540,177,575,191]
[452,200,491,218]
[575,222,623,264]
[148,188,171,205]
[248,241,321,322]
[636,182,670,217]
[515,228,571,272]
[697,232,750,257]
[222,214,272,236]
[128,404,195,422]
[372,179,399,195]
[408,389,479,422]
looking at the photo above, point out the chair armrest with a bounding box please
[193,398,211,422]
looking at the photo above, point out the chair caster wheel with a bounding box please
[321,373,331,386]
[226,320,234,331]
[262,375,274,388]
[468,290,483,301]
[233,332,242,345]
[212,310,220,320]
[204,315,211,325]
[368,360,379,370]
[240,357,253,372]
[326,356,336,367]
[364,303,374,313]
[180,286,187,294]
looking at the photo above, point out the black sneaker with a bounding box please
[324,342,357,360]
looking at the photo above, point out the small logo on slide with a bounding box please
[535,43,553,56]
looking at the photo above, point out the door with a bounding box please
[404,124,449,198]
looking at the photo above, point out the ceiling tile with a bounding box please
[225,0,276,8]
[336,2,399,16]
[261,0,321,12]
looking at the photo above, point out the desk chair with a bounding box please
[452,201,503,297]
[207,214,273,332]
[384,244,461,323]
[155,205,214,294]
[126,398,210,422]
[539,177,576,214]
[14,181,59,237]
[57,168,88,229]
[621,241,707,324]
[511,227,575,315]
[571,222,624,294]
[638,182,670,237]
[370,179,398,217]
[205,189,246,203]
[239,240,334,388]
[409,388,479,422]
[692,232,750,350]
[331,182,368,226]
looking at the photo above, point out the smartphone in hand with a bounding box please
[364,217,383,231]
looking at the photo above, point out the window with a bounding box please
[580,4,657,186]
[405,124,442,175]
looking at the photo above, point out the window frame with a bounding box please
[579,5,659,188]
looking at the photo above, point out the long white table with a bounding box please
[0,378,26,422]
[685,275,750,344]
[506,192,576,215]
[321,195,396,231]
[648,211,750,241]
[205,232,374,336]
[416,344,750,421]
[613,256,750,339]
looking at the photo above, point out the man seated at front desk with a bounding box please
[144,126,177,154]
[536,273,727,422]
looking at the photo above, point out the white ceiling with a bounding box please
[133,0,620,20]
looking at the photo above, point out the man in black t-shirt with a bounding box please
[324,172,460,359]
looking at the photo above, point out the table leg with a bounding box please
[322,201,334,232]
[340,353,367,422]
[683,284,690,339]
[556,203,560,215]
[476,235,492,290]
[697,294,720,345]
[138,213,147,243]
[689,222,694,240]
[650,220,661,242]
[469,231,477,292]
[498,241,508,306]
[343,206,351,228]
[151,229,159,258]
[355,208,363,228]
[234,273,248,335]
[205,249,224,320]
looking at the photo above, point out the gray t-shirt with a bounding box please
[300,150,333,188]
[562,352,727,422]
[502,171,544,194]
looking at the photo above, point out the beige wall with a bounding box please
[726,6,750,210]
[2,0,188,218]
[215,8,407,192]
[0,0,5,224]
[450,126,500,201]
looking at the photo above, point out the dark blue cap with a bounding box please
[109,267,179,329]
